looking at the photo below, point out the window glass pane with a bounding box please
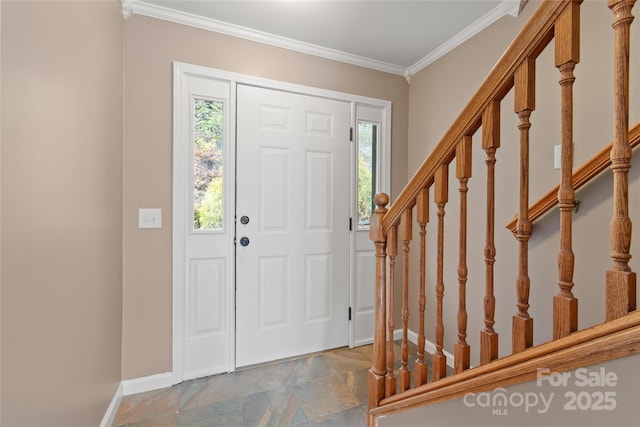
[357,122,377,228]
[193,98,224,230]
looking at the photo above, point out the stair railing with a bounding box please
[505,123,640,234]
[368,0,637,421]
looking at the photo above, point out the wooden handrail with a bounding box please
[506,122,640,233]
[369,311,640,419]
[381,0,566,233]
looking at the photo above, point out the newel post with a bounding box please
[368,193,389,411]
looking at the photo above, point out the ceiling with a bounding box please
[122,0,528,76]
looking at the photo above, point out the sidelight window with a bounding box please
[357,121,378,228]
[193,98,224,230]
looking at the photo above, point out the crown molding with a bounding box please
[503,0,529,17]
[121,0,407,76]
[122,0,527,78]
[406,0,528,77]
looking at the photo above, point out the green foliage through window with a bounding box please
[357,122,377,227]
[193,98,224,230]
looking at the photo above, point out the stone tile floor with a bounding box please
[113,345,378,427]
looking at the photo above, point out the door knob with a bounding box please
[239,237,250,247]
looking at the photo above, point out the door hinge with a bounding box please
[350,127,353,142]
[349,307,352,321]
[349,217,353,231]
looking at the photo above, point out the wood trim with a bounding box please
[370,311,640,419]
[506,122,640,233]
[381,0,567,232]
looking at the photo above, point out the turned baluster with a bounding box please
[398,208,412,392]
[455,137,472,373]
[554,1,580,339]
[414,188,429,386]
[513,57,535,353]
[368,193,388,409]
[606,0,637,321]
[481,101,500,365]
[385,225,398,397]
[432,164,448,381]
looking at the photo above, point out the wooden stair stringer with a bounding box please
[369,311,640,424]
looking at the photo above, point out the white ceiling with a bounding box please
[122,0,528,76]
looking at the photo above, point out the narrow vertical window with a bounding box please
[193,98,224,230]
[357,121,378,228]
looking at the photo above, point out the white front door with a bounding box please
[235,85,351,367]
[174,63,391,382]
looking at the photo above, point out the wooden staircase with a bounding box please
[367,0,639,424]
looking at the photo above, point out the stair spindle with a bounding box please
[385,225,398,397]
[455,137,472,373]
[606,0,637,320]
[553,1,581,339]
[481,101,500,365]
[399,208,412,392]
[513,58,536,353]
[414,188,429,386]
[432,164,448,381]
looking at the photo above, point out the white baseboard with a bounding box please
[393,328,455,368]
[101,372,173,426]
[100,382,123,427]
[122,372,173,396]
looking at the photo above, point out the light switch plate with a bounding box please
[554,144,561,170]
[554,143,574,170]
[138,208,162,229]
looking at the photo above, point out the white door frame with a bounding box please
[172,61,391,384]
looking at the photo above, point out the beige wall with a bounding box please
[122,15,409,379]
[1,1,123,426]
[407,0,640,365]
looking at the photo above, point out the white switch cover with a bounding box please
[554,143,574,170]
[554,144,561,170]
[138,208,162,229]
